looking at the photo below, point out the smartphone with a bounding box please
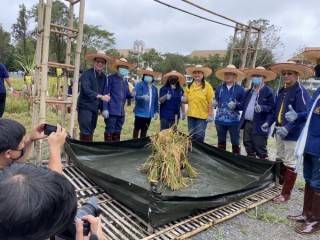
[44,124,57,136]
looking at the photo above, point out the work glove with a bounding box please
[102,110,109,119]
[166,92,171,100]
[206,115,215,123]
[285,104,298,123]
[8,87,13,93]
[211,99,218,108]
[130,90,136,98]
[275,126,289,138]
[181,96,186,103]
[261,123,269,133]
[142,94,150,101]
[154,112,159,120]
[181,113,186,120]
[254,104,262,113]
[227,100,236,110]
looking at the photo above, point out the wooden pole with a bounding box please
[251,29,262,68]
[240,22,252,70]
[229,24,239,65]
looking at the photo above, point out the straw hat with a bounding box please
[302,50,320,64]
[270,61,314,79]
[109,58,137,72]
[85,50,115,64]
[243,66,277,82]
[137,67,161,78]
[161,70,186,85]
[215,64,245,82]
[185,65,212,77]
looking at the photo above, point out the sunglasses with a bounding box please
[281,72,294,76]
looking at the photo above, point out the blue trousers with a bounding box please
[304,153,320,192]
[78,107,98,135]
[187,116,207,141]
[215,124,240,145]
[104,115,125,134]
[160,118,178,131]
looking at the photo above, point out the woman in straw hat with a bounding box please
[101,58,136,142]
[132,67,160,138]
[239,66,276,159]
[183,65,214,142]
[302,49,320,78]
[77,50,115,142]
[159,70,187,130]
[269,61,313,204]
[214,64,245,154]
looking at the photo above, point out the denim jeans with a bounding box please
[78,107,98,135]
[187,116,207,141]
[215,124,240,145]
[160,118,177,131]
[104,115,125,134]
[303,153,320,192]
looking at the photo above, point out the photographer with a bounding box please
[76,215,104,240]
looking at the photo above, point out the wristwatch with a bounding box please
[89,234,99,240]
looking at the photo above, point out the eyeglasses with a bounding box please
[95,60,106,64]
[282,72,294,76]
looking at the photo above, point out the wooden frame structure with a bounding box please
[32,0,85,163]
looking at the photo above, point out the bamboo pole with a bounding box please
[229,24,238,65]
[240,22,252,71]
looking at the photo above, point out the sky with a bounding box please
[1,0,319,62]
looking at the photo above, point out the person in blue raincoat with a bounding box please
[133,67,160,138]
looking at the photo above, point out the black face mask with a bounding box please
[169,78,178,85]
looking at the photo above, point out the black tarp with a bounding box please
[65,138,277,227]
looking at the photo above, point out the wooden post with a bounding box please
[229,24,239,65]
[251,29,262,68]
[240,22,252,70]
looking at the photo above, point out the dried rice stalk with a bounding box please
[139,128,196,191]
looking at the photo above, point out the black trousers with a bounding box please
[0,93,6,118]
[243,120,268,157]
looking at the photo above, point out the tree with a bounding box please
[0,25,15,70]
[141,48,162,68]
[154,53,187,74]
[12,4,30,56]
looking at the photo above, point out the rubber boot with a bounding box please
[104,133,113,142]
[218,142,226,151]
[247,152,256,158]
[140,130,148,138]
[79,133,93,142]
[133,128,140,139]
[273,167,297,203]
[288,183,314,222]
[232,145,240,155]
[295,191,320,234]
[112,134,121,142]
[279,161,287,185]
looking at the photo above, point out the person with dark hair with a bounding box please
[77,51,115,142]
[159,70,186,130]
[132,67,160,138]
[270,61,313,203]
[0,118,66,173]
[183,65,214,142]
[213,65,245,153]
[102,58,136,142]
[240,67,276,159]
[0,62,13,118]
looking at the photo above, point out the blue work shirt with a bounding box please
[102,73,132,116]
[159,86,183,120]
[134,81,159,118]
[77,68,106,113]
[0,63,9,93]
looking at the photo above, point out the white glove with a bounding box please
[102,110,109,119]
[166,92,171,100]
[212,99,218,108]
[254,104,262,113]
[275,126,289,138]
[142,94,150,101]
[261,123,269,132]
[154,112,159,120]
[206,115,215,123]
[131,90,136,98]
[285,104,298,123]
[8,87,13,93]
[181,113,186,120]
[227,101,236,110]
[181,96,186,103]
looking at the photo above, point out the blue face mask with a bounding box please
[144,76,153,83]
[118,67,129,77]
[252,77,263,86]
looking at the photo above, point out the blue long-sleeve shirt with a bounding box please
[102,73,132,116]
[239,85,275,135]
[77,68,106,113]
[215,83,245,126]
[134,81,159,118]
[159,86,183,120]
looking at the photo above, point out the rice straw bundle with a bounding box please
[139,128,197,191]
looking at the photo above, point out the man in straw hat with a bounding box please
[102,58,136,142]
[302,49,320,78]
[159,70,186,130]
[77,50,115,142]
[183,65,214,142]
[214,64,245,154]
[270,61,313,203]
[133,67,160,138]
[239,67,276,159]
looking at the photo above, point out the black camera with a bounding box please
[44,124,57,136]
[57,196,100,239]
